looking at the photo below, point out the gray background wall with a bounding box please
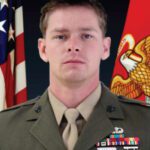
[23,0,129,99]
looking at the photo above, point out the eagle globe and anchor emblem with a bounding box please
[111,34,150,105]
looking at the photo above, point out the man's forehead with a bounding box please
[50,27,98,33]
[48,10,100,32]
[45,5,101,34]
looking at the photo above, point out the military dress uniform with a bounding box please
[0,84,150,150]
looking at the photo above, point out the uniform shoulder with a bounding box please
[0,96,40,113]
[117,95,150,108]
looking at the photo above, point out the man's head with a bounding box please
[38,0,111,87]
[39,0,107,37]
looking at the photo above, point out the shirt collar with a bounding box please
[48,91,67,125]
[48,83,101,125]
[77,84,101,121]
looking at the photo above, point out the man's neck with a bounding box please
[49,79,100,108]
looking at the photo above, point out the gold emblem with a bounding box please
[111,36,150,101]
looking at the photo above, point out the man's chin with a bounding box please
[62,74,85,84]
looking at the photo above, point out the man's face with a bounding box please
[38,6,111,84]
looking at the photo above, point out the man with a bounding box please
[0,0,150,150]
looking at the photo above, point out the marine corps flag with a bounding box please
[111,0,150,104]
[0,0,27,110]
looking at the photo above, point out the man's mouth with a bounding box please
[63,60,85,64]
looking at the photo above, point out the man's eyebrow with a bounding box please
[50,28,69,33]
[79,27,98,32]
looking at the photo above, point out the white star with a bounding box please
[8,24,15,41]
[0,20,6,33]
[0,0,8,10]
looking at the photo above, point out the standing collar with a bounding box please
[48,83,101,125]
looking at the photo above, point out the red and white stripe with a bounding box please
[0,6,27,111]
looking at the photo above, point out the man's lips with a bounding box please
[63,60,85,64]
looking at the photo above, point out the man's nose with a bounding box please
[66,37,82,53]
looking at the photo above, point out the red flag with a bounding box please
[111,0,150,104]
[0,0,27,110]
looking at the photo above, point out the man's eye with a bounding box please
[54,35,66,40]
[82,34,93,40]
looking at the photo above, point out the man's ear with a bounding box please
[101,37,111,60]
[38,38,48,62]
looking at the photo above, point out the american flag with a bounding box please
[0,0,27,111]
